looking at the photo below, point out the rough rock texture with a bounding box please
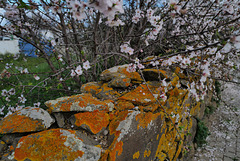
[9,129,101,161]
[0,107,55,134]
[0,64,215,161]
[45,93,114,112]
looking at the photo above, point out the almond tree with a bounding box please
[0,0,239,116]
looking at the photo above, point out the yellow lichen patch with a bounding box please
[14,129,85,161]
[144,149,151,158]
[155,133,166,159]
[168,142,178,160]
[175,67,181,74]
[133,151,140,159]
[74,110,110,134]
[118,84,157,105]
[141,103,159,112]
[0,114,45,134]
[173,141,183,160]
[170,74,180,87]
[135,112,161,130]
[156,134,159,140]
[115,100,135,111]
[190,102,201,117]
[109,111,129,135]
[175,67,186,79]
[167,87,180,97]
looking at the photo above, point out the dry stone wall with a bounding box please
[0,64,214,161]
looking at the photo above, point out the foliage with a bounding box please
[0,0,239,118]
[194,119,210,147]
[204,105,216,115]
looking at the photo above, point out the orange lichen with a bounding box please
[133,151,140,159]
[14,129,84,161]
[118,67,143,82]
[109,111,129,135]
[9,145,14,151]
[96,83,121,99]
[144,150,151,158]
[46,93,111,112]
[135,112,161,130]
[80,82,101,95]
[0,114,45,134]
[109,141,123,160]
[115,100,135,111]
[74,110,110,134]
[118,84,157,105]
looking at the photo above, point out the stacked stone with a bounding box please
[0,64,213,161]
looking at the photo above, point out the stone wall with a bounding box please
[0,64,214,161]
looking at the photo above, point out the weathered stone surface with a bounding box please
[118,84,160,105]
[70,110,110,134]
[108,76,131,88]
[80,82,101,95]
[53,112,65,128]
[11,129,101,161]
[105,111,166,161]
[142,69,169,81]
[100,64,143,84]
[0,65,215,161]
[114,100,135,111]
[0,140,7,158]
[0,107,55,134]
[95,83,121,100]
[45,93,114,112]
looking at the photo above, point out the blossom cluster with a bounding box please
[71,60,90,77]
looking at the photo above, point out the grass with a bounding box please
[0,53,79,115]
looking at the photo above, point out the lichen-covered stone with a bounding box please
[108,77,131,88]
[114,100,135,111]
[70,110,110,134]
[100,64,143,84]
[80,82,101,95]
[12,129,101,161]
[142,69,169,81]
[0,140,7,158]
[45,93,114,112]
[106,111,166,161]
[118,84,160,105]
[0,107,55,134]
[95,83,121,100]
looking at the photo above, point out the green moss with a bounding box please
[204,105,215,115]
[194,119,210,147]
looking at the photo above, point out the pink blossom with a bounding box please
[75,65,83,75]
[71,69,76,77]
[34,75,40,80]
[83,60,91,70]
[126,63,136,73]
